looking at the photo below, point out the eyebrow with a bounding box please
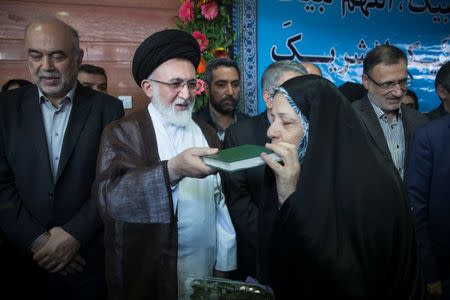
[276,112,297,119]
[215,79,240,83]
[168,77,196,82]
[28,49,66,56]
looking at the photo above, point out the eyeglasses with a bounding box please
[269,87,279,102]
[365,72,413,90]
[149,78,198,93]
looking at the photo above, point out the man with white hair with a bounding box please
[93,29,236,300]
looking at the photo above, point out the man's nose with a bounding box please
[225,83,234,95]
[391,84,406,97]
[178,82,191,99]
[41,56,54,71]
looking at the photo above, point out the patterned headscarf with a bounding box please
[270,86,309,162]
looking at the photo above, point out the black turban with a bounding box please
[132,29,200,87]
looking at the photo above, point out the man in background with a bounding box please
[303,62,322,76]
[224,60,307,282]
[352,45,428,180]
[194,58,248,142]
[408,114,450,300]
[0,17,124,299]
[1,78,33,92]
[78,63,108,93]
[427,61,450,120]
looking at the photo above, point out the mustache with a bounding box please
[173,98,192,106]
[38,71,61,79]
[221,95,237,102]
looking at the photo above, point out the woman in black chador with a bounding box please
[260,75,424,299]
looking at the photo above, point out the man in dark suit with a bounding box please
[223,60,307,282]
[407,115,450,300]
[0,17,124,299]
[426,61,450,120]
[352,45,428,180]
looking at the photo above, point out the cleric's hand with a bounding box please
[168,147,219,184]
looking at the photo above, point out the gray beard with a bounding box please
[152,90,194,127]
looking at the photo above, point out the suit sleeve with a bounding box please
[0,116,46,252]
[406,126,438,283]
[62,100,124,245]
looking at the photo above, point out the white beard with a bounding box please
[151,85,195,127]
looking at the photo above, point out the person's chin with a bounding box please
[39,85,63,96]
[384,99,401,108]
[219,105,236,114]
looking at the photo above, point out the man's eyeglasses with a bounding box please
[365,72,413,90]
[149,78,198,93]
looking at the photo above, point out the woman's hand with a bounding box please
[261,142,300,206]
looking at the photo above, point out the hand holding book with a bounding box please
[261,142,300,205]
[202,144,281,172]
[168,147,219,184]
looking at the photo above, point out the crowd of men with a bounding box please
[1,16,449,300]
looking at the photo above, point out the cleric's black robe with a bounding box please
[267,75,424,299]
[93,109,220,300]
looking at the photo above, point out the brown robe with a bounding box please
[93,108,220,300]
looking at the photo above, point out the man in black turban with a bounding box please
[93,29,237,299]
[132,29,200,87]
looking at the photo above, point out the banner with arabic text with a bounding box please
[255,0,449,113]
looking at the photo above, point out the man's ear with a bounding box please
[362,74,370,90]
[436,84,447,101]
[141,79,153,98]
[77,49,84,66]
[262,90,272,110]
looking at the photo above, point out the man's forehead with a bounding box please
[371,62,407,78]
[152,58,196,79]
[212,66,239,80]
[78,72,107,82]
[26,22,73,50]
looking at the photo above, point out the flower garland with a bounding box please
[176,0,235,111]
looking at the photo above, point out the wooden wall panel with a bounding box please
[13,0,180,10]
[0,61,32,83]
[0,1,178,42]
[0,0,180,113]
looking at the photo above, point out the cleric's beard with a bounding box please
[152,85,195,127]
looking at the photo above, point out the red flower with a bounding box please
[195,79,206,95]
[178,0,194,23]
[197,57,206,74]
[201,1,219,21]
[192,31,209,52]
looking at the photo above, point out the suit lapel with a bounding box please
[22,86,54,182]
[358,97,392,159]
[55,85,93,182]
[400,104,414,166]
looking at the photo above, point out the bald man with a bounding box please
[0,18,123,299]
[303,63,322,76]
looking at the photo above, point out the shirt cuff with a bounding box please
[30,232,48,252]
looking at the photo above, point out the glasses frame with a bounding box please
[365,71,413,91]
[148,78,198,93]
